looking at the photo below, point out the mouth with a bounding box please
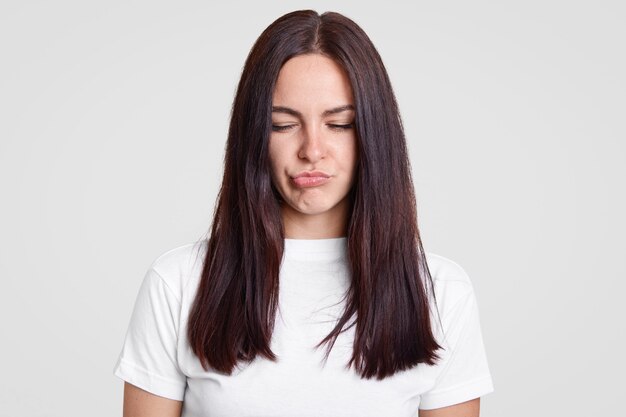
[291,170,331,188]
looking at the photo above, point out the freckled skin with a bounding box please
[269,54,358,239]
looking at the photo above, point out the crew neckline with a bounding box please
[283,237,347,261]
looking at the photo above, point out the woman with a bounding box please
[114,10,494,417]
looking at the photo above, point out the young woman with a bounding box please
[114,10,494,417]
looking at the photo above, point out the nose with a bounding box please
[297,124,325,163]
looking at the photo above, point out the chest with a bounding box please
[176,259,438,416]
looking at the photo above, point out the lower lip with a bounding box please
[292,176,331,188]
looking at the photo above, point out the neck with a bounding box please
[281,202,349,239]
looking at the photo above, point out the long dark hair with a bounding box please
[188,9,442,380]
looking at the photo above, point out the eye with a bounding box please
[272,124,296,132]
[327,123,354,131]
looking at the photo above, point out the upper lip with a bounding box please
[292,170,331,178]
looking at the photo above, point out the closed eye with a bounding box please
[271,123,354,132]
[272,124,296,132]
[327,123,354,131]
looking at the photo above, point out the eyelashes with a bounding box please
[271,125,294,132]
[272,123,354,132]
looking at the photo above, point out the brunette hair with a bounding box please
[188,9,442,380]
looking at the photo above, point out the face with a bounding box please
[269,53,358,235]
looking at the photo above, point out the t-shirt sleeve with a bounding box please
[419,285,494,410]
[113,267,187,401]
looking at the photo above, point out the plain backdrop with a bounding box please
[1,1,624,416]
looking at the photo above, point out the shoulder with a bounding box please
[423,251,476,313]
[148,239,208,303]
[424,251,473,286]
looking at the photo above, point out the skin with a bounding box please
[269,53,358,239]
[419,398,480,417]
[122,383,182,417]
[121,52,481,416]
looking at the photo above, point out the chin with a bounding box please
[281,193,349,217]
[294,204,334,216]
[285,198,334,215]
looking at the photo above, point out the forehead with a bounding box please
[272,54,354,108]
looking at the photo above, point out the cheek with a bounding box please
[268,140,286,181]
[340,137,358,173]
[347,145,359,186]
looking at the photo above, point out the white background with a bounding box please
[1,1,624,416]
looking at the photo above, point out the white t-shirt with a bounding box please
[114,238,493,416]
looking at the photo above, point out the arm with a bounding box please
[123,382,183,417]
[419,398,480,417]
[115,267,187,414]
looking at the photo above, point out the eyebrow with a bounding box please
[272,104,355,118]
